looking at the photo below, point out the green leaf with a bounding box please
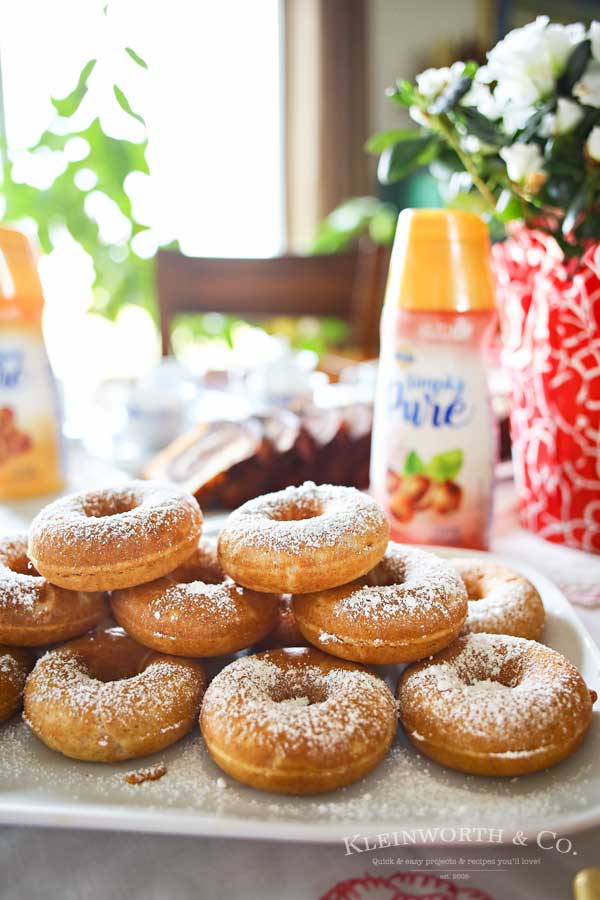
[456,107,504,146]
[368,203,398,245]
[51,58,97,117]
[424,449,463,482]
[428,76,472,115]
[462,60,479,80]
[562,181,588,234]
[113,85,146,126]
[517,99,555,143]
[558,39,591,94]
[543,175,576,208]
[311,197,384,253]
[125,47,148,69]
[386,79,418,107]
[365,129,422,155]
[377,135,438,185]
[544,133,582,165]
[404,450,424,475]
[495,189,522,223]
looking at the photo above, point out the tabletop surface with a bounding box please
[1,445,598,900]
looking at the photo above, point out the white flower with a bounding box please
[484,19,551,99]
[502,105,537,135]
[409,105,429,127]
[540,98,584,136]
[480,17,585,135]
[461,82,501,120]
[461,135,481,154]
[500,143,546,193]
[590,21,600,62]
[586,125,600,161]
[544,22,586,73]
[415,61,465,102]
[416,67,451,101]
[574,61,600,108]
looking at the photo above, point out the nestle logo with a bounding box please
[0,351,24,389]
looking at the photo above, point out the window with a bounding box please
[0,0,284,257]
[0,0,284,401]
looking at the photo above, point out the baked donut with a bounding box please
[24,627,206,762]
[200,647,397,794]
[450,557,545,639]
[217,481,389,594]
[28,481,203,591]
[0,646,32,723]
[111,539,279,657]
[0,534,108,646]
[398,633,597,776]
[292,543,467,664]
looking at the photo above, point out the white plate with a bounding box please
[1,547,599,845]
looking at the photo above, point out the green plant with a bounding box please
[311,196,398,253]
[1,46,155,318]
[368,16,600,256]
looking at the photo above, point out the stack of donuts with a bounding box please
[0,479,596,795]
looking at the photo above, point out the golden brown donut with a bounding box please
[292,543,467,664]
[28,481,203,591]
[200,647,397,794]
[450,557,545,639]
[111,539,279,657]
[217,481,389,594]
[398,633,597,776]
[24,627,206,762]
[0,533,107,646]
[0,645,33,723]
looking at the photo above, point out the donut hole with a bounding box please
[8,553,39,577]
[172,562,223,587]
[459,656,523,690]
[82,493,139,519]
[73,632,154,683]
[458,570,486,601]
[270,500,323,522]
[82,651,151,683]
[271,675,327,706]
[367,557,406,588]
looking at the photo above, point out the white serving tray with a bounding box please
[0,546,599,845]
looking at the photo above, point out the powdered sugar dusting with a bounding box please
[0,533,42,613]
[151,581,241,621]
[201,653,396,757]
[400,634,592,750]
[0,648,29,684]
[450,558,545,637]
[26,647,202,736]
[335,543,467,626]
[0,706,597,833]
[28,481,199,559]
[219,482,387,556]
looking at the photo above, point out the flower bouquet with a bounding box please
[369,16,600,552]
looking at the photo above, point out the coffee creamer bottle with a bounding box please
[370,209,496,550]
[0,226,63,498]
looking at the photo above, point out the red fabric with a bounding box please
[492,227,600,553]
[320,870,491,899]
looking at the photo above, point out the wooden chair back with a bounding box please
[156,242,390,357]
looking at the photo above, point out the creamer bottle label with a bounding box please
[371,311,495,550]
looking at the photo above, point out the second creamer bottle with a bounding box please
[370,209,497,550]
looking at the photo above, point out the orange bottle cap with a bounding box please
[0,226,44,324]
[385,208,496,313]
